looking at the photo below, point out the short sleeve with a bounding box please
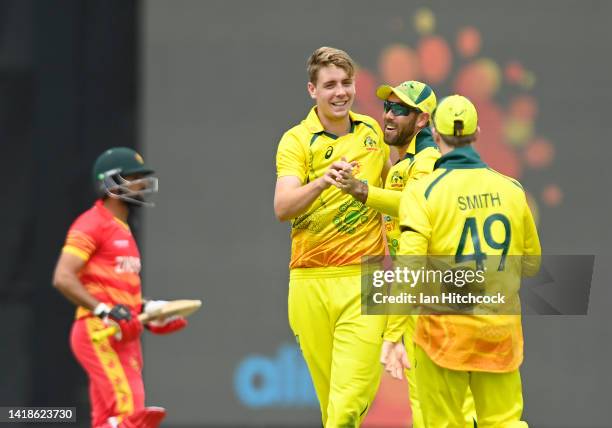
[276,131,308,183]
[62,215,101,262]
[399,184,432,243]
[407,147,440,183]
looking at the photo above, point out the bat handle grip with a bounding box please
[91,325,119,342]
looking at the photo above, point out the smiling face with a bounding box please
[382,94,429,147]
[307,65,355,123]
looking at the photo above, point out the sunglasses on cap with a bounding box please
[383,100,421,116]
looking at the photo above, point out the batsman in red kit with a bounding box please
[53,147,187,428]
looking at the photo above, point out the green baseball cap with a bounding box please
[376,80,437,115]
[433,95,478,136]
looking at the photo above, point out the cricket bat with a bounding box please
[91,299,202,342]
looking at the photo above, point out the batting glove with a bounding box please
[146,316,188,335]
[94,303,143,342]
[142,300,188,335]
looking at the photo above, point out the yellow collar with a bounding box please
[405,135,417,155]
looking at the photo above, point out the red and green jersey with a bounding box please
[62,200,142,319]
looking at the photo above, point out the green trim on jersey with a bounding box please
[360,121,376,133]
[415,127,438,152]
[311,118,365,142]
[397,127,438,164]
[434,145,487,170]
[424,169,453,199]
[487,167,523,189]
[320,130,339,140]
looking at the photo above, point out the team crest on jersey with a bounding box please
[390,171,404,188]
[363,136,378,152]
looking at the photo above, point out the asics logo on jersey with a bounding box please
[115,256,141,274]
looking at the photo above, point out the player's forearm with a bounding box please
[366,186,401,217]
[52,271,99,310]
[340,178,369,203]
[274,177,327,221]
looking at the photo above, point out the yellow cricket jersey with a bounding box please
[380,127,440,255]
[276,107,389,270]
[398,145,541,373]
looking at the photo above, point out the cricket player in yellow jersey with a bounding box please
[330,80,439,427]
[274,47,389,427]
[332,81,439,255]
[332,82,476,428]
[383,95,541,428]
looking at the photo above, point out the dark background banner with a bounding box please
[0,0,138,422]
[1,1,611,427]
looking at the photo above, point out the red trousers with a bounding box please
[70,317,145,428]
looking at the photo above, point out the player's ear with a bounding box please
[431,127,442,144]
[307,81,317,99]
[473,126,481,143]
[416,112,430,128]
